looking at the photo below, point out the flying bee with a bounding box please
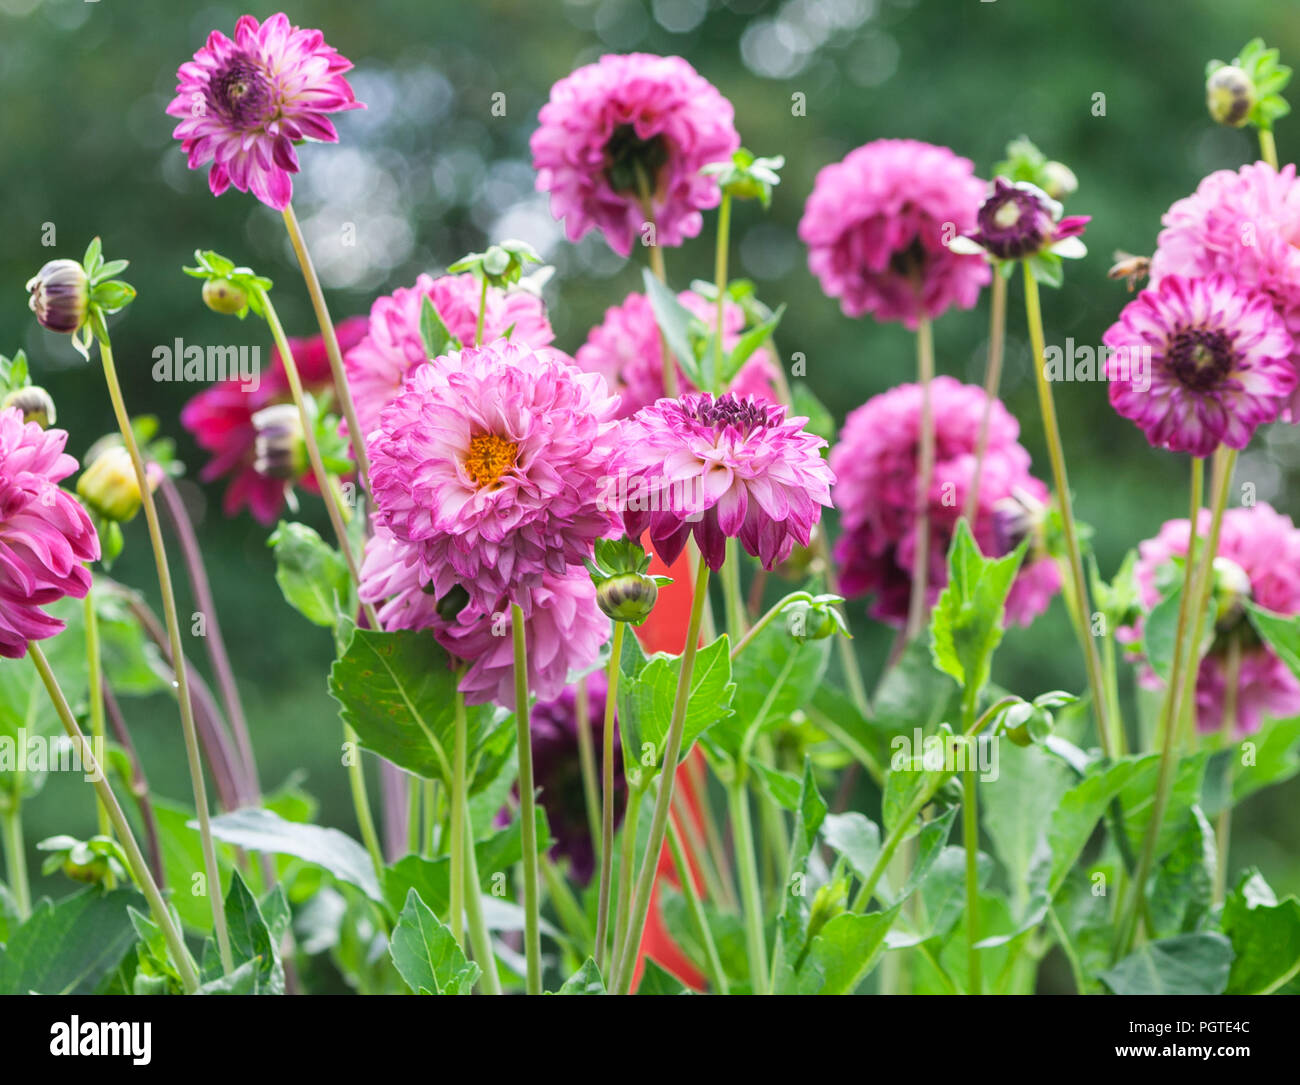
[1108,251,1151,292]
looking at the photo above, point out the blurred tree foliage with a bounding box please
[3,0,1297,901]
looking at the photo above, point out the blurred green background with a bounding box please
[2,0,1298,934]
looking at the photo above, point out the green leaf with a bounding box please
[1246,603,1300,682]
[204,808,382,904]
[0,888,137,994]
[212,870,283,994]
[329,628,495,785]
[1098,932,1234,995]
[721,305,784,385]
[389,889,480,994]
[419,295,461,358]
[930,520,1025,696]
[641,269,705,390]
[555,957,606,994]
[1220,870,1300,994]
[820,812,880,883]
[793,905,901,994]
[617,634,735,782]
[772,759,828,992]
[1148,807,1216,940]
[789,381,836,445]
[268,521,350,628]
[1145,583,1213,681]
[636,958,689,994]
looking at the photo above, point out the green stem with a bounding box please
[461,787,502,995]
[905,317,936,641]
[96,335,231,976]
[344,724,385,878]
[595,621,625,975]
[666,816,729,994]
[1213,635,1242,906]
[610,785,643,984]
[475,276,488,347]
[574,677,602,880]
[29,642,200,993]
[1022,263,1114,757]
[407,774,421,856]
[1260,128,1279,170]
[281,202,372,489]
[962,765,982,995]
[729,778,770,994]
[450,685,468,947]
[512,601,542,994]
[611,555,712,994]
[722,538,747,638]
[84,588,114,867]
[0,800,29,920]
[963,271,1008,524]
[423,779,437,857]
[634,164,677,398]
[712,191,732,393]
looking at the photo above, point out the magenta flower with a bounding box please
[345,273,556,440]
[181,316,367,523]
[1123,503,1300,735]
[949,177,1089,262]
[0,408,99,658]
[1103,274,1295,457]
[575,290,778,419]
[830,377,1059,627]
[1151,162,1300,418]
[166,13,363,210]
[367,340,621,615]
[531,54,740,257]
[439,568,610,710]
[798,139,990,329]
[617,393,833,571]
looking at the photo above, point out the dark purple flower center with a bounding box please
[211,58,274,127]
[976,184,1053,259]
[681,393,780,436]
[604,125,670,195]
[1168,327,1234,392]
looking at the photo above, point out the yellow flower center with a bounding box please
[463,432,518,489]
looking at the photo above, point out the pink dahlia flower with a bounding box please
[167,13,363,210]
[798,140,990,329]
[575,290,779,419]
[830,376,1059,627]
[617,393,834,571]
[345,273,556,440]
[181,316,367,523]
[531,53,740,257]
[1103,274,1294,457]
[440,568,610,710]
[368,340,621,615]
[360,527,610,711]
[1151,162,1300,418]
[1124,503,1300,735]
[0,408,100,658]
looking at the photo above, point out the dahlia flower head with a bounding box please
[798,139,990,329]
[531,53,740,257]
[575,290,779,419]
[617,393,834,572]
[181,315,368,523]
[359,526,610,710]
[167,13,363,210]
[1103,274,1295,458]
[345,272,557,441]
[1150,161,1300,418]
[1122,503,1300,735]
[0,408,100,658]
[368,339,622,617]
[830,376,1059,627]
[527,671,624,883]
[949,177,1090,262]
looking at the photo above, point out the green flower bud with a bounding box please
[1207,65,1255,127]
[202,277,250,316]
[251,404,307,481]
[1041,161,1078,201]
[77,446,151,523]
[2,385,56,428]
[26,259,89,335]
[597,571,659,624]
[1211,556,1252,633]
